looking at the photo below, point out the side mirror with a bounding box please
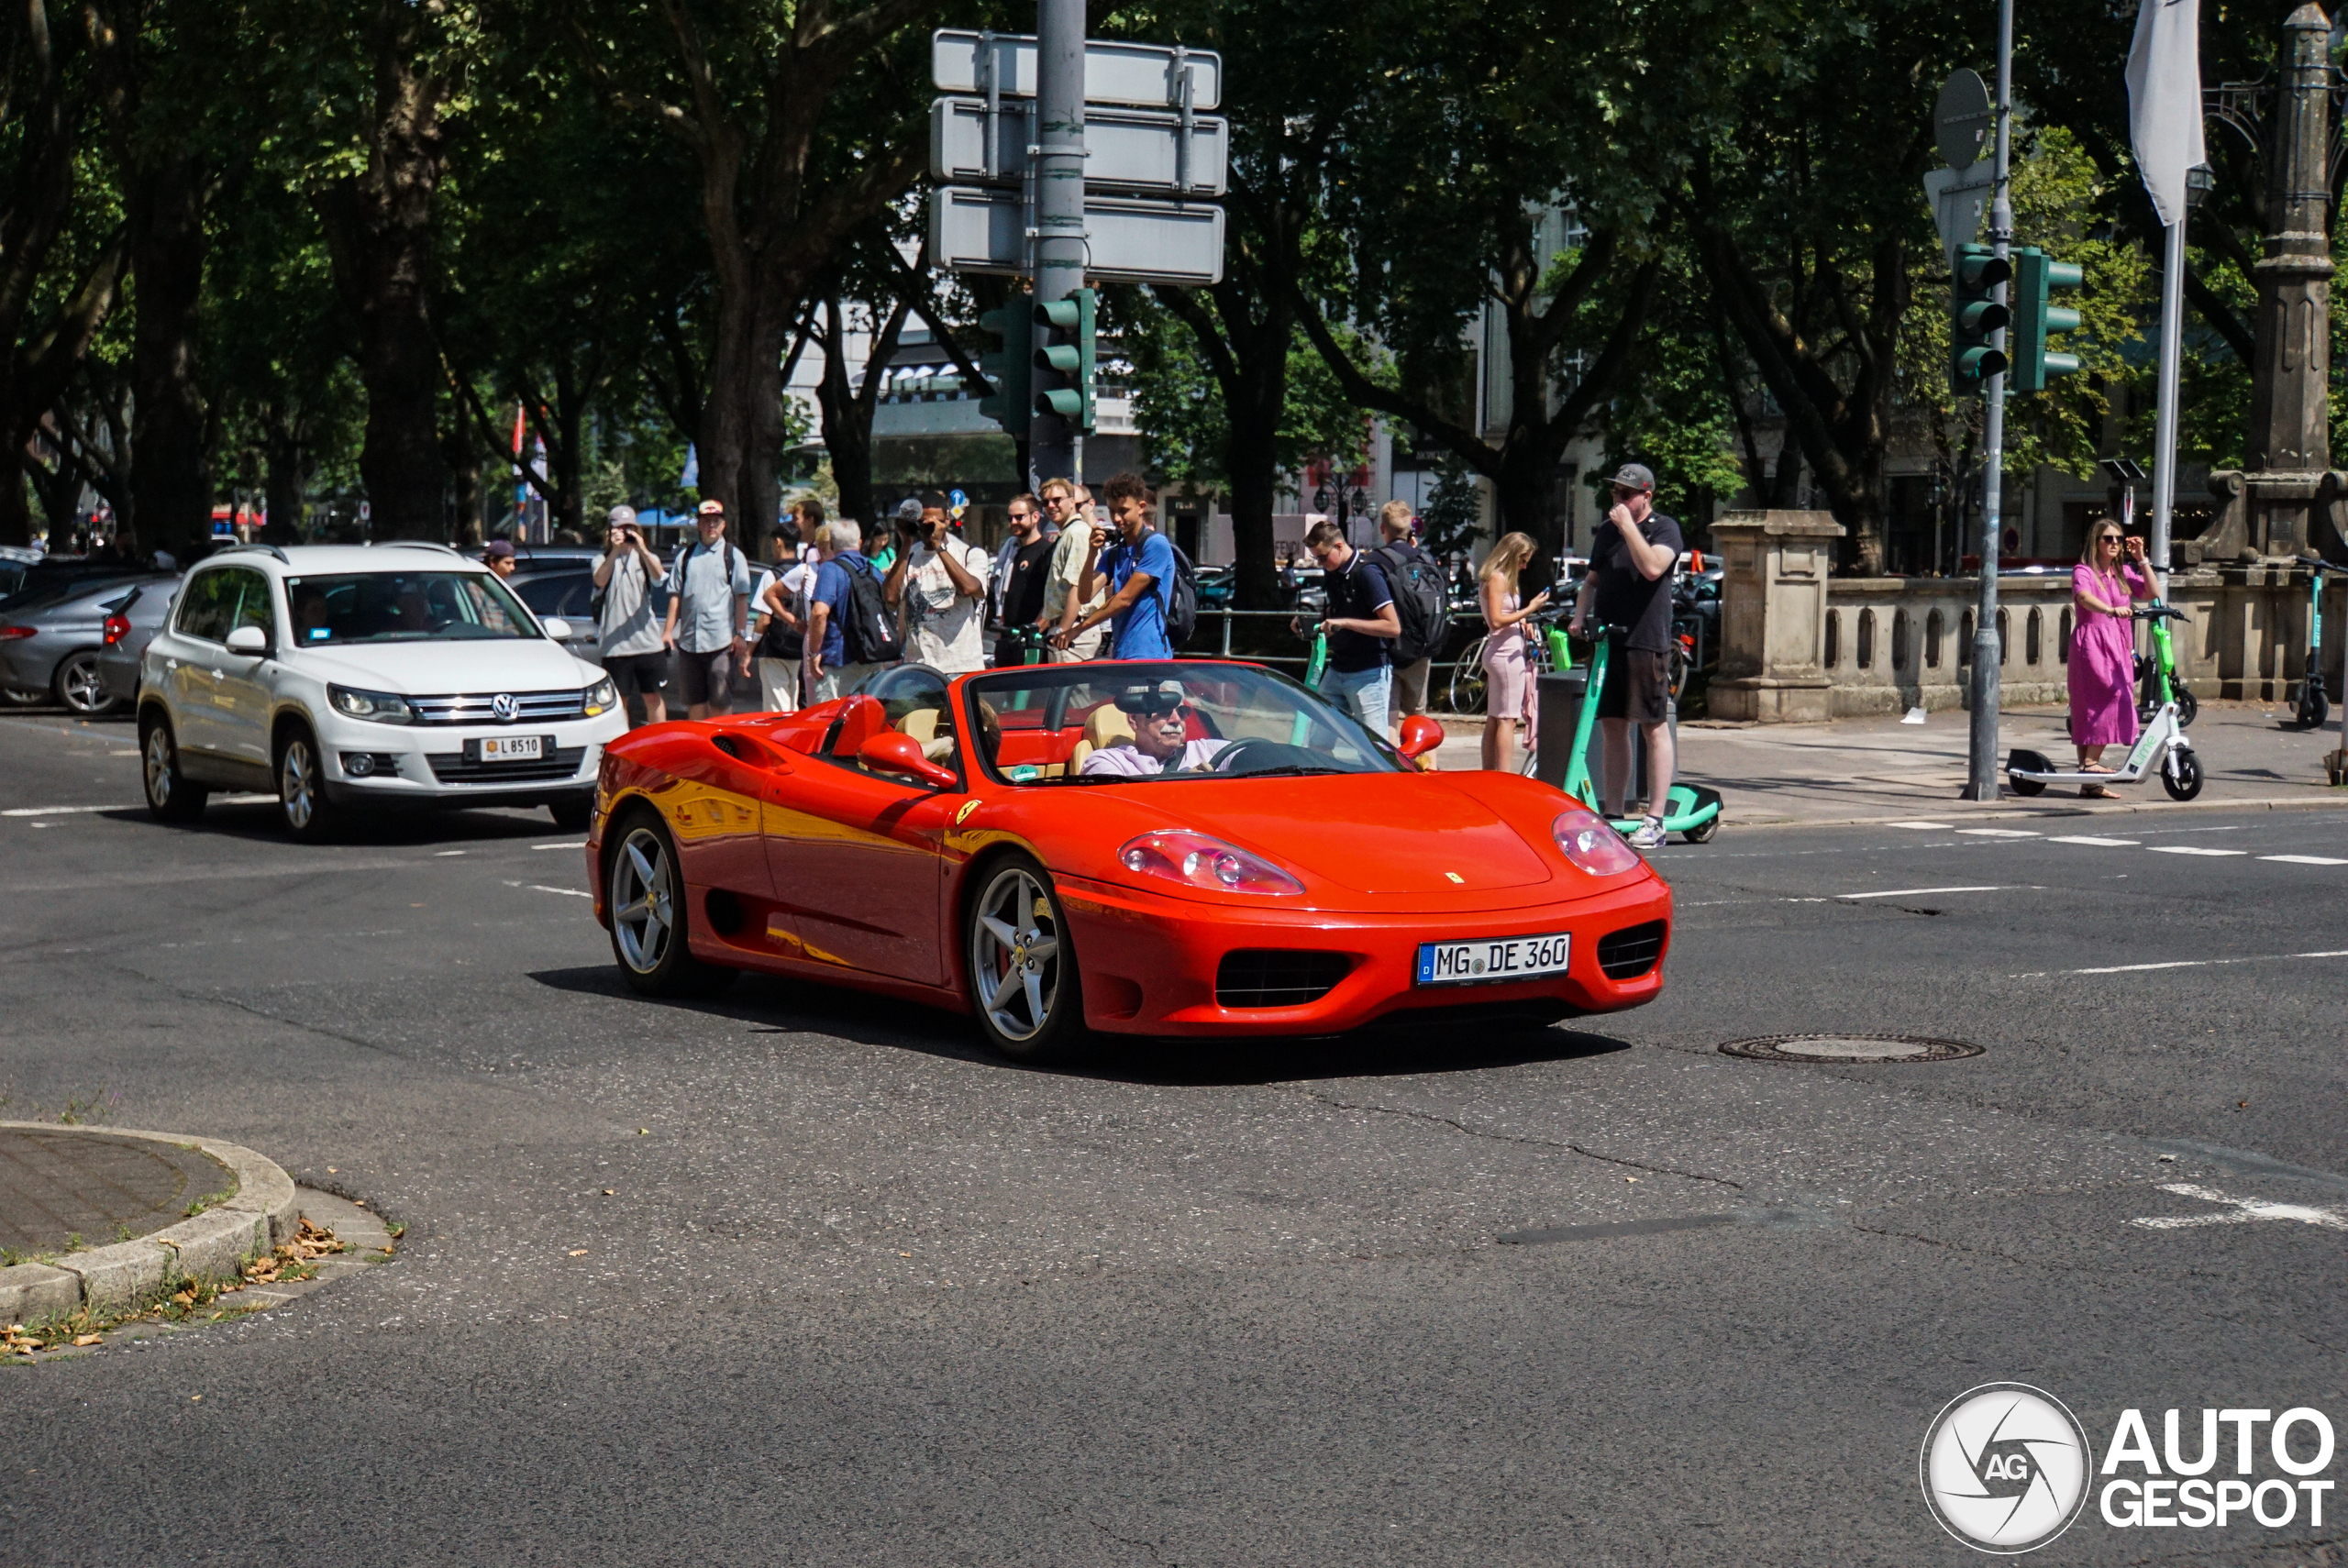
[858,731,958,790]
[225,624,269,656]
[541,617,572,640]
[1398,714,1445,761]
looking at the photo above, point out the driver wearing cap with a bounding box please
[1079,679,1230,777]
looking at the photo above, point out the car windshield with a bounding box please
[965,661,1408,785]
[282,570,537,646]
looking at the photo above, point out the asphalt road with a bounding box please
[3,705,2345,1566]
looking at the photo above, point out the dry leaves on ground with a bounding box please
[241,1218,347,1285]
[4,1323,45,1354]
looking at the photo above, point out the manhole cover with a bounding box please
[1719,1033,1983,1065]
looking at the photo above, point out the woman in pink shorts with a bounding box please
[1479,532,1551,770]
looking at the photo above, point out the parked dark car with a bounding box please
[506,567,614,665]
[0,572,176,713]
[0,558,146,614]
[92,577,183,708]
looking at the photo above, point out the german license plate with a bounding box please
[1414,932,1571,987]
[478,734,544,763]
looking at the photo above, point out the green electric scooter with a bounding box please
[2292,555,2332,731]
[1554,623,1723,845]
[2134,595,2197,729]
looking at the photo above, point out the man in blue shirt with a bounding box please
[1299,516,1400,735]
[1056,471,1175,660]
[804,518,878,702]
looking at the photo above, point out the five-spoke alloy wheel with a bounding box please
[140,715,207,823]
[276,726,340,841]
[966,855,1082,1061]
[607,815,736,997]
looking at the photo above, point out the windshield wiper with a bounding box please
[1222,764,1349,778]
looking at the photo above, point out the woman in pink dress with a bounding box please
[1478,532,1551,770]
[2068,523,2152,798]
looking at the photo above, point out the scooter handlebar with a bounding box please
[2132,604,2189,622]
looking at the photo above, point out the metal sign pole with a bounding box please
[1030,0,1086,483]
[2148,217,2186,598]
[1963,0,2014,801]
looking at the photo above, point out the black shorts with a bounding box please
[1598,646,1671,723]
[674,647,739,710]
[602,652,670,698]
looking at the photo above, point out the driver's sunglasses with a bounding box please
[1140,701,1189,719]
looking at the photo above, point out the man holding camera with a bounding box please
[883,489,990,675]
[593,505,669,726]
[1569,462,1681,850]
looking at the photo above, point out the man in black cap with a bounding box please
[1077,679,1230,776]
[1569,461,1682,848]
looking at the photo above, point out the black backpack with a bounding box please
[1370,541,1450,664]
[1163,540,1200,648]
[838,556,903,665]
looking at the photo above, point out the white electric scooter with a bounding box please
[2007,605,2204,801]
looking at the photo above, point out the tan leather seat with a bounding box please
[895,708,957,763]
[1066,704,1135,774]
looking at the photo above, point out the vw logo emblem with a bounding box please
[491,693,519,723]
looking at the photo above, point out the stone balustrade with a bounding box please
[1710,510,2347,720]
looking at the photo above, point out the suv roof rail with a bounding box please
[384,540,463,557]
[214,543,291,565]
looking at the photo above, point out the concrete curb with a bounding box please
[0,1121,301,1319]
[1721,792,2348,834]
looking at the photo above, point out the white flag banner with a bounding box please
[2125,0,2206,227]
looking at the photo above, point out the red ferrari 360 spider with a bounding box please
[585,659,1671,1059]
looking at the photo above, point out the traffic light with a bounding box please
[1949,242,2010,399]
[1032,287,1096,433]
[977,300,1033,440]
[2007,248,2084,393]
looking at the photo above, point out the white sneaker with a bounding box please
[1627,815,1667,849]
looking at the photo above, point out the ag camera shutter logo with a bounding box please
[1921,1383,2093,1553]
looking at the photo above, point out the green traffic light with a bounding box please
[2009,248,2086,393]
[1957,301,2010,335]
[1028,287,1097,434]
[1953,346,2009,381]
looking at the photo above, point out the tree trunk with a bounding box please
[260,409,308,545]
[311,0,448,539]
[441,419,482,547]
[815,297,873,529]
[126,153,211,559]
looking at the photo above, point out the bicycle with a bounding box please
[1451,608,1571,715]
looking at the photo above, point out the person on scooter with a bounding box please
[1572,463,1681,846]
[2068,522,2153,798]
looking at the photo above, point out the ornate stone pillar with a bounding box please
[1709,510,1844,723]
[2190,3,2348,565]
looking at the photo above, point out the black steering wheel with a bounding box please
[1207,737,1327,776]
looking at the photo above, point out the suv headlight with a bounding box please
[582,676,619,718]
[327,684,415,724]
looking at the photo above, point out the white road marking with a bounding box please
[1838,885,2009,900]
[533,842,587,850]
[2149,845,2245,856]
[2018,948,2348,977]
[2131,1183,2348,1232]
[2047,835,2140,846]
[2,804,119,817]
[1955,828,2041,838]
[1885,821,1954,830]
[2263,855,2348,866]
[506,881,593,899]
[435,850,466,857]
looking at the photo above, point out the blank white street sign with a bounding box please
[931,97,1228,196]
[931,30,1223,110]
[931,185,1225,285]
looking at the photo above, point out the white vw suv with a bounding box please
[137,543,625,838]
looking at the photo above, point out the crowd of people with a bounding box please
[575,465,1689,806]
